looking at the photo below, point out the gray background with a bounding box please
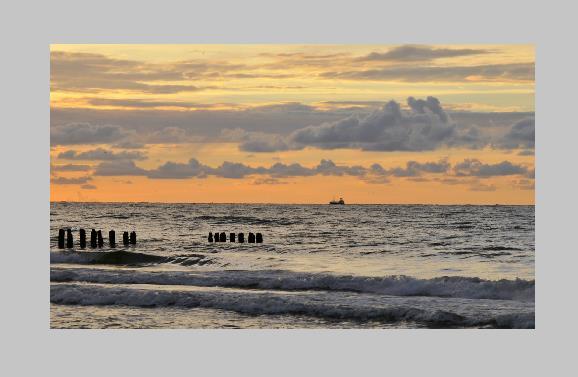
[1,0,575,375]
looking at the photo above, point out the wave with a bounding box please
[50,283,534,328]
[50,267,534,302]
[50,251,214,266]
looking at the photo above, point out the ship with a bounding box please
[329,197,345,205]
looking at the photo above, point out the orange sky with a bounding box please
[50,44,535,204]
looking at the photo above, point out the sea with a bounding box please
[50,202,535,329]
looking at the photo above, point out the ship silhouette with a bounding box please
[329,197,345,205]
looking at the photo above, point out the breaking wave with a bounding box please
[51,267,534,302]
[50,251,214,266]
[50,283,534,329]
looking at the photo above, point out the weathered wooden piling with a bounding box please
[208,232,214,242]
[256,233,263,243]
[109,230,116,248]
[97,230,103,248]
[248,232,255,243]
[90,229,97,248]
[58,229,65,249]
[219,232,226,242]
[130,231,136,245]
[238,232,245,243]
[66,229,73,248]
[123,231,129,246]
[230,233,236,242]
[79,229,86,249]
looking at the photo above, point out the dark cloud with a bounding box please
[387,160,451,177]
[454,159,528,177]
[518,149,534,156]
[145,159,208,179]
[51,176,92,184]
[51,123,132,145]
[498,117,535,149]
[320,63,534,82]
[93,160,148,176]
[144,127,203,144]
[289,97,456,151]
[221,128,292,152]
[229,97,533,153]
[358,45,490,62]
[90,156,529,191]
[80,184,97,190]
[112,141,146,149]
[51,164,92,172]
[57,148,147,161]
[51,51,242,94]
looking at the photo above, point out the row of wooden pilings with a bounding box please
[209,232,263,243]
[57,228,136,249]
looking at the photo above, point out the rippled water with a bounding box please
[50,202,535,329]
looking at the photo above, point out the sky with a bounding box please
[50,44,535,204]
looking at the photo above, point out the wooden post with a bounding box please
[58,229,65,249]
[130,231,136,245]
[219,232,226,242]
[79,229,86,249]
[66,229,73,248]
[229,232,236,242]
[123,231,129,246]
[90,229,97,248]
[256,233,263,243]
[238,232,245,243]
[208,232,213,242]
[109,230,116,248]
[248,232,255,243]
[97,230,103,248]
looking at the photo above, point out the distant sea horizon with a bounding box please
[50,200,535,206]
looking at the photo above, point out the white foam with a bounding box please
[51,267,534,302]
[50,283,535,328]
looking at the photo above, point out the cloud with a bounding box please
[358,45,490,62]
[50,51,236,94]
[454,159,528,177]
[112,141,146,149]
[221,128,292,152]
[289,97,456,151]
[91,156,528,187]
[145,127,203,144]
[145,159,209,179]
[228,97,533,153]
[93,160,148,176]
[386,159,451,177]
[499,117,535,149]
[51,164,92,172]
[80,184,97,190]
[51,123,132,145]
[57,148,147,161]
[518,149,534,156]
[86,98,222,109]
[320,63,534,82]
[51,176,92,184]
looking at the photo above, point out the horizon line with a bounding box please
[50,200,534,206]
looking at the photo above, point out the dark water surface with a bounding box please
[50,203,535,328]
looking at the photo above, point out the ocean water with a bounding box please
[50,202,535,329]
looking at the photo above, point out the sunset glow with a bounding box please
[50,44,534,204]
